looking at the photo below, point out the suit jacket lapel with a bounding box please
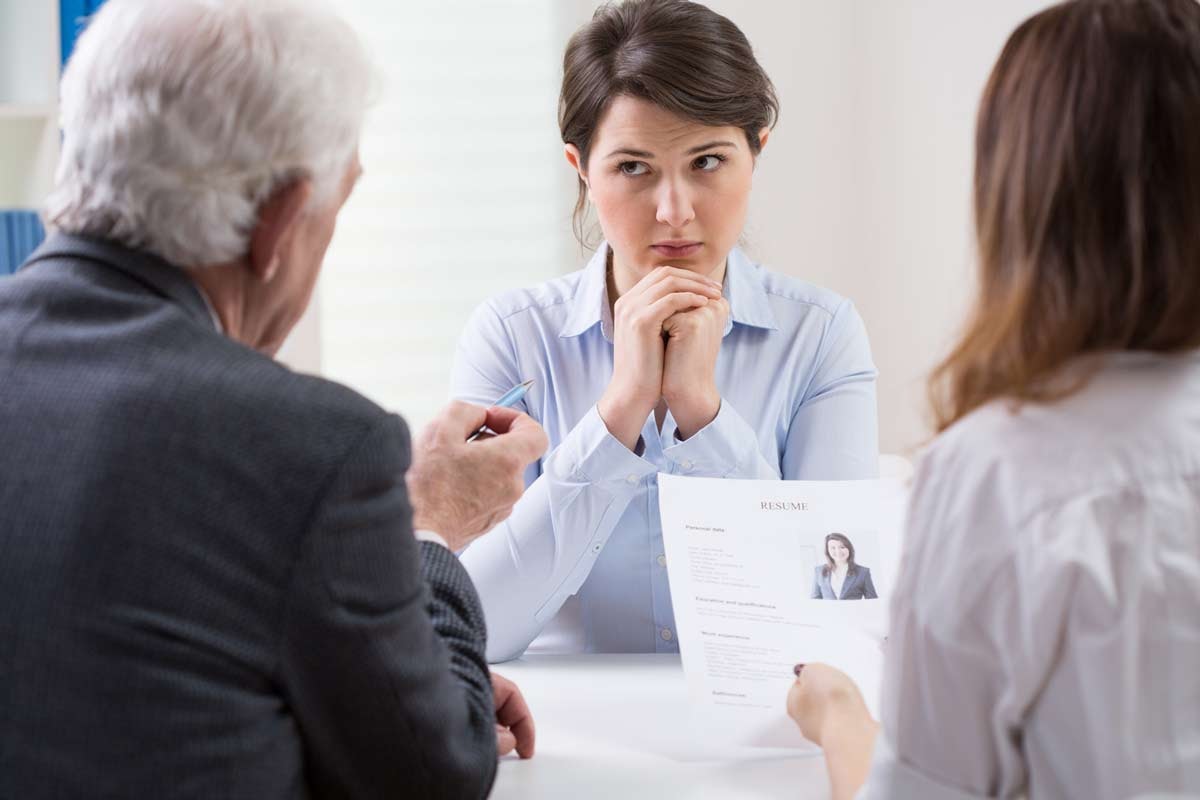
[839,569,856,599]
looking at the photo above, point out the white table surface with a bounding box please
[489,654,830,800]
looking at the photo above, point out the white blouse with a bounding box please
[861,351,1200,799]
[831,568,847,599]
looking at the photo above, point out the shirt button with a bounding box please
[656,554,667,568]
[660,627,674,642]
[679,459,694,471]
[626,474,639,485]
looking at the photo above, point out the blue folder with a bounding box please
[0,211,47,277]
[0,2,107,277]
[61,0,109,67]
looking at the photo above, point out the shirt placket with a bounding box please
[639,412,680,653]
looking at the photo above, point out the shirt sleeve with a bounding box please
[781,299,879,479]
[450,301,657,662]
[414,528,449,548]
[866,439,1080,799]
[278,414,496,799]
[857,735,990,800]
[661,398,781,478]
[867,447,1033,799]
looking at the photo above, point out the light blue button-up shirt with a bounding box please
[454,243,878,661]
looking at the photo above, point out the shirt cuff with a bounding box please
[414,528,449,549]
[662,400,765,478]
[856,734,988,800]
[548,405,658,489]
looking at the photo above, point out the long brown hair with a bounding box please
[930,0,1200,433]
[558,0,779,245]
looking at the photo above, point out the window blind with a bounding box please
[318,0,575,435]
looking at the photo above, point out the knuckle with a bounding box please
[502,453,523,475]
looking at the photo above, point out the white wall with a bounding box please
[846,0,1052,454]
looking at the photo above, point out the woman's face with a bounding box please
[827,539,850,565]
[566,94,767,283]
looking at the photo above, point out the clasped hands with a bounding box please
[598,266,730,450]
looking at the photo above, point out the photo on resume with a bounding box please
[804,530,882,601]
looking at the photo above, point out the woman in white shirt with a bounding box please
[788,0,1200,797]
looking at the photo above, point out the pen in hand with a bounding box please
[466,379,535,442]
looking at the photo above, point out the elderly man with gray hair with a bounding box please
[0,1,546,797]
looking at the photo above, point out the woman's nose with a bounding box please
[655,179,696,229]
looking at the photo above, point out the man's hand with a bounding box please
[597,266,722,449]
[787,663,879,800]
[406,402,548,551]
[492,672,535,759]
[661,295,728,439]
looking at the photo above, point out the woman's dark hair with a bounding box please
[822,533,857,576]
[930,0,1200,432]
[559,0,779,244]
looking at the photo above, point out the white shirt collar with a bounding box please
[192,284,224,334]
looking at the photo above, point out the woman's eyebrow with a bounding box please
[605,147,655,159]
[685,140,738,154]
[604,139,738,159]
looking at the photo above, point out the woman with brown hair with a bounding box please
[454,0,879,661]
[787,0,1200,797]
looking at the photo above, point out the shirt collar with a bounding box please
[193,284,225,334]
[558,243,613,340]
[722,245,779,334]
[557,241,779,340]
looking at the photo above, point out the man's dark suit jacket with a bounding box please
[0,235,497,798]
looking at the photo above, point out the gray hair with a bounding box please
[45,0,371,267]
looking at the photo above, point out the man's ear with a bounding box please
[248,179,312,283]
[757,127,771,154]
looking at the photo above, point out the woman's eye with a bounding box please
[619,161,649,176]
[694,154,724,172]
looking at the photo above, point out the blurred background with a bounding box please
[0,0,1052,455]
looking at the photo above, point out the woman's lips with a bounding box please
[650,242,702,258]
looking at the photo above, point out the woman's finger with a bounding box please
[640,292,711,327]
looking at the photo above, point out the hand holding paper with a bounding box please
[657,474,904,751]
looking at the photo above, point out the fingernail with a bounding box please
[793,663,805,677]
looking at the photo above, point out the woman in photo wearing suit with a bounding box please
[811,533,877,600]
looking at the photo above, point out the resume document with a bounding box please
[658,475,905,751]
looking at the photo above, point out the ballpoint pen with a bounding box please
[466,379,534,442]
